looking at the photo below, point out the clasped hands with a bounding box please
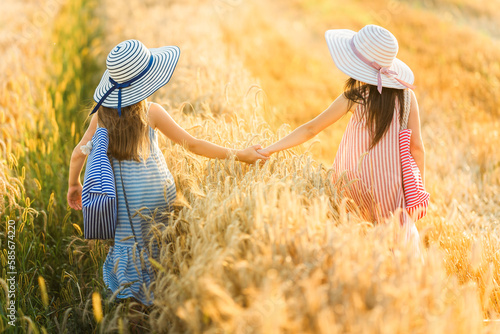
[235,145,272,164]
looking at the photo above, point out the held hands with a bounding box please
[236,145,270,164]
[67,183,83,210]
[257,148,272,157]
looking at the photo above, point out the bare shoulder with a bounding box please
[338,93,356,113]
[148,101,165,114]
[409,89,418,108]
[147,101,167,129]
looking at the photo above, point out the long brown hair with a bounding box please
[343,78,404,149]
[97,100,150,161]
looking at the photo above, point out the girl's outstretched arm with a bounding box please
[67,114,98,210]
[259,93,350,155]
[149,103,268,164]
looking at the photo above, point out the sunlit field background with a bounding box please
[1,0,500,332]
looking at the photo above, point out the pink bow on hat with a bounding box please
[349,39,415,94]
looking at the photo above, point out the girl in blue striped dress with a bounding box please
[66,40,267,306]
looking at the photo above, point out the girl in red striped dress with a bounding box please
[258,25,424,249]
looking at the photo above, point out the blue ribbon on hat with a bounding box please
[90,55,154,116]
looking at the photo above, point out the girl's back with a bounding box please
[333,91,405,224]
[68,39,267,309]
[258,24,424,251]
[102,102,177,305]
[109,103,176,250]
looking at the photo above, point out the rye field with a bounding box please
[1,0,500,333]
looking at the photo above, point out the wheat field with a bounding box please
[1,0,500,333]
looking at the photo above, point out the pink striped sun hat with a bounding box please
[325,24,414,93]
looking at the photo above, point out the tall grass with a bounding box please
[1,0,107,332]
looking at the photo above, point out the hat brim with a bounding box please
[325,29,414,89]
[93,45,180,108]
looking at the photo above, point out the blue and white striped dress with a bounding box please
[102,103,176,305]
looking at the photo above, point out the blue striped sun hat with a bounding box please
[90,39,180,116]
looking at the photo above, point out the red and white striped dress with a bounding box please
[332,93,419,248]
